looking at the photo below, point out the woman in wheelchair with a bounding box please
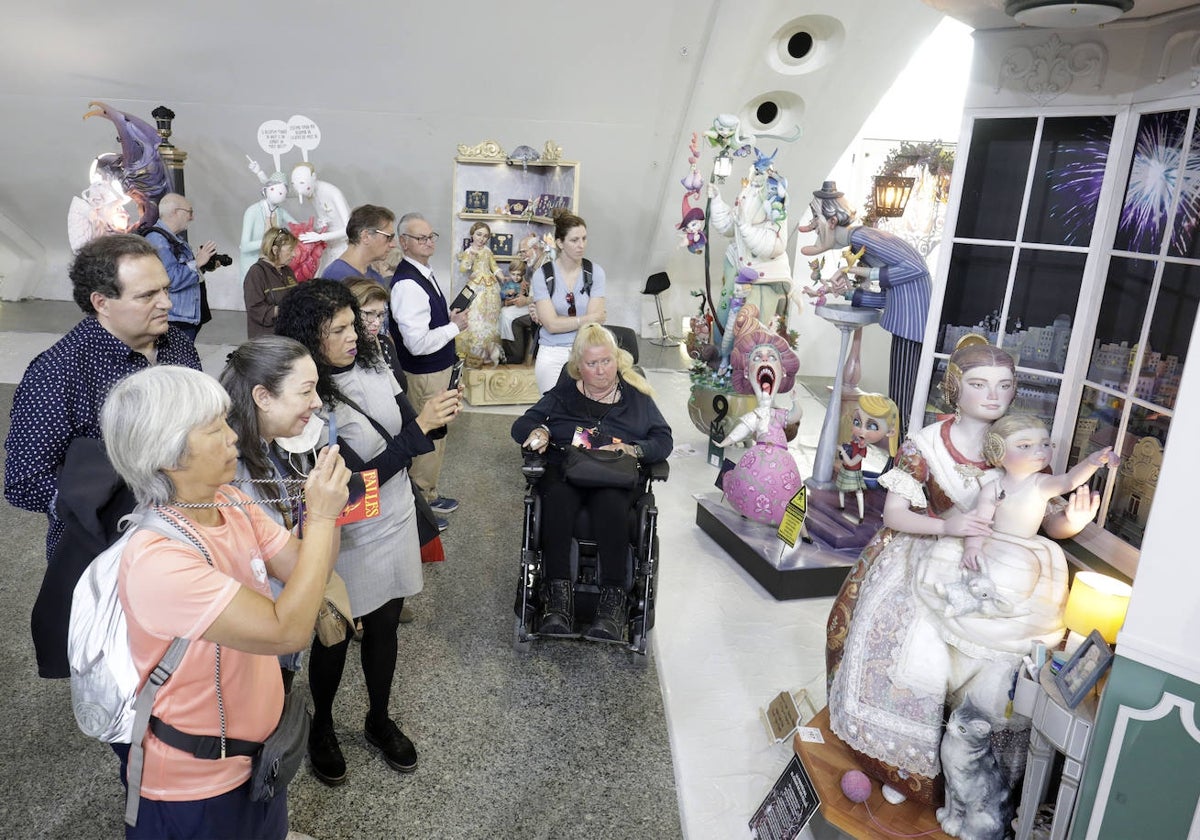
[512,324,673,642]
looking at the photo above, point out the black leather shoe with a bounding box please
[364,716,418,773]
[584,586,628,643]
[308,725,347,786]
[538,578,577,637]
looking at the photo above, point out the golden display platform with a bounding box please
[793,708,950,840]
[461,362,539,406]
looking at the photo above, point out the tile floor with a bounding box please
[0,303,839,840]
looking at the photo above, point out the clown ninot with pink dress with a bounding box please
[716,328,803,526]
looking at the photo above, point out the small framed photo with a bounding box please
[464,190,489,213]
[490,233,513,257]
[506,198,529,215]
[1055,629,1114,708]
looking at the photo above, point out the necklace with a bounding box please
[581,381,619,404]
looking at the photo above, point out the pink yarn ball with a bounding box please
[840,770,872,803]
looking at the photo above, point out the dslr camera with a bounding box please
[199,252,233,273]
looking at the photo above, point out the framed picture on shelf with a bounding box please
[490,233,513,257]
[1055,629,1114,708]
[532,193,571,217]
[464,190,489,213]
[507,198,529,215]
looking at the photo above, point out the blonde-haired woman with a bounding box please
[511,325,672,641]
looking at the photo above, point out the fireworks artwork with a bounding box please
[1114,110,1195,254]
[1045,119,1114,246]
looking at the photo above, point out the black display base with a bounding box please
[695,492,857,601]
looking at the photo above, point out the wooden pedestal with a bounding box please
[793,708,950,840]
[461,363,539,406]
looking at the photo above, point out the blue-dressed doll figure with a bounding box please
[716,327,803,526]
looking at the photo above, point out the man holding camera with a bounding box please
[144,193,221,341]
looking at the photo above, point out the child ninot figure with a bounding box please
[962,414,1116,574]
[835,393,899,522]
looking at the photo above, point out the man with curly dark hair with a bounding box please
[4,234,201,561]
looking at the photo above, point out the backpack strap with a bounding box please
[124,635,190,827]
[142,225,193,264]
[542,259,593,298]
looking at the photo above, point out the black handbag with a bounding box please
[249,690,311,801]
[563,446,639,489]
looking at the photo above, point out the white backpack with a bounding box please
[66,511,189,743]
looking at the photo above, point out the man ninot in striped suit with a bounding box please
[799,181,931,441]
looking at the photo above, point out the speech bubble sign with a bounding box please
[257,119,292,174]
[288,115,321,162]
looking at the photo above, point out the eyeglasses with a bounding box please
[566,292,577,317]
[372,229,396,242]
[177,207,194,217]
[361,309,388,323]
[401,232,440,244]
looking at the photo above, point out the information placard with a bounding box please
[748,754,821,840]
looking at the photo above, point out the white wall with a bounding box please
[0,0,943,354]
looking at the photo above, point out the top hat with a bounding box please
[812,180,844,200]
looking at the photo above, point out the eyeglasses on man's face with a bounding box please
[373,229,396,242]
[401,232,439,245]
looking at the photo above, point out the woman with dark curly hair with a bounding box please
[274,279,462,785]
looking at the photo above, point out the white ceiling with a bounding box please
[924,0,1200,29]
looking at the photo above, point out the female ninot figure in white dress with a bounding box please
[826,340,1099,805]
[455,221,503,367]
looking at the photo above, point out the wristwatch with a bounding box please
[632,444,645,460]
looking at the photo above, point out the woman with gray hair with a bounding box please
[101,365,350,839]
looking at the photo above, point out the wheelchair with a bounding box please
[514,451,668,656]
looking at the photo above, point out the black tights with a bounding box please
[308,597,404,731]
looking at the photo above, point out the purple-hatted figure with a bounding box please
[799,181,931,440]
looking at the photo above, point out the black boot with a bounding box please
[584,585,628,643]
[539,578,577,637]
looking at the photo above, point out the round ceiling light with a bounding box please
[1005,0,1134,28]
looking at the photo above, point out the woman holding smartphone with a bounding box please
[275,279,461,786]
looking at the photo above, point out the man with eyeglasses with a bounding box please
[389,212,468,519]
[321,204,396,284]
[500,234,548,363]
[6,235,201,567]
[143,193,219,342]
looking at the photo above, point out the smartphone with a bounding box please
[447,359,465,391]
[327,413,338,448]
[449,285,476,312]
